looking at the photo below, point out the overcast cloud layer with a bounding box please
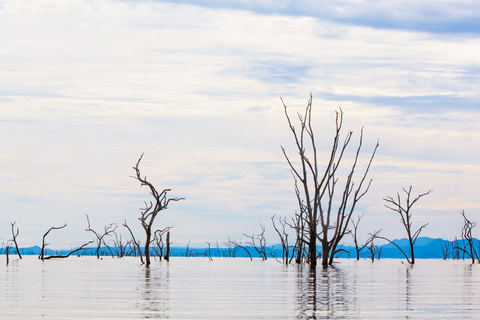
[1,0,479,248]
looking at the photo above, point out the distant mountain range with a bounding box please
[1,237,477,260]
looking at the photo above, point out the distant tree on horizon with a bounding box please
[378,186,432,264]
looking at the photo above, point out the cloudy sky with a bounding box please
[1,0,479,249]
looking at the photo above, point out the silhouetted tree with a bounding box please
[9,222,22,259]
[453,210,478,264]
[271,215,290,264]
[244,223,268,260]
[111,230,130,258]
[378,186,432,264]
[131,153,184,266]
[281,95,379,267]
[39,222,93,260]
[349,214,381,260]
[85,214,117,258]
[123,219,144,264]
[441,241,451,260]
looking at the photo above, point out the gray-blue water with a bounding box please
[1,256,479,319]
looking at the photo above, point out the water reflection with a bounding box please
[2,257,480,319]
[139,262,170,318]
[295,263,353,319]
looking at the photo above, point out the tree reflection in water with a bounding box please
[295,263,353,319]
[139,263,170,318]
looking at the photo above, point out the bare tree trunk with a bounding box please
[165,231,170,261]
[281,95,378,267]
[10,222,22,259]
[145,228,152,265]
[123,220,144,264]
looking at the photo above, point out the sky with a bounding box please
[1,0,479,249]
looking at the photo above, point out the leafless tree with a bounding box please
[452,237,461,260]
[379,186,432,264]
[225,237,253,260]
[376,245,383,260]
[184,240,192,257]
[151,227,169,260]
[85,214,117,258]
[111,230,130,258]
[205,241,214,261]
[244,223,268,260]
[222,237,240,258]
[9,222,22,259]
[131,153,184,266]
[286,205,307,263]
[367,240,376,262]
[165,230,171,261]
[39,223,93,260]
[271,215,290,264]
[441,241,451,260]
[349,214,381,260]
[453,210,478,264]
[281,95,379,267]
[123,219,144,264]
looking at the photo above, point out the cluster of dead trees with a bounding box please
[2,153,183,266]
[2,96,479,268]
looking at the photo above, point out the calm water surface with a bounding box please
[1,256,479,319]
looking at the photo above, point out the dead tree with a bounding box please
[123,219,144,264]
[453,210,478,263]
[223,237,240,258]
[85,214,117,258]
[271,215,290,264]
[9,222,22,259]
[5,244,9,265]
[152,228,169,260]
[131,153,184,266]
[111,230,130,258]
[287,205,307,264]
[349,214,381,260]
[379,186,432,264]
[244,223,268,260]
[441,241,451,260]
[281,95,379,267]
[39,223,93,260]
[165,230,171,261]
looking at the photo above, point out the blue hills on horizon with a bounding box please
[1,237,477,260]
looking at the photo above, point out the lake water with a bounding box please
[1,256,479,319]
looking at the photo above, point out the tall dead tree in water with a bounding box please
[281,95,378,267]
[379,186,432,264]
[132,153,184,266]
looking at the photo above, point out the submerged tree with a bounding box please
[9,222,22,259]
[85,214,117,258]
[281,95,379,267]
[132,153,184,266]
[39,222,93,260]
[349,214,381,260]
[453,210,478,264]
[379,186,432,264]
